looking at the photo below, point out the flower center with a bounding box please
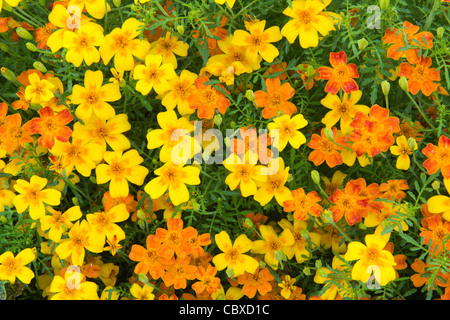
[114,35,128,49]
[96,212,110,227]
[319,140,335,154]
[337,102,349,115]
[110,163,124,176]
[165,168,177,182]
[298,10,312,24]
[226,248,239,261]
[67,145,81,160]
[250,35,262,47]
[175,82,189,97]
[86,92,98,105]
[366,247,380,262]
[268,93,282,107]
[238,167,250,179]
[413,67,429,81]
[268,239,280,251]
[3,257,16,273]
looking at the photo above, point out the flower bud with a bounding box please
[432,180,440,191]
[176,24,185,35]
[1,67,17,83]
[113,0,121,7]
[226,268,235,279]
[15,27,34,40]
[245,89,255,101]
[33,61,47,73]
[26,42,37,52]
[380,0,390,10]
[2,2,12,11]
[318,268,329,278]
[303,267,311,276]
[89,176,96,184]
[1,180,10,189]
[322,209,334,224]
[214,114,222,126]
[311,170,321,185]
[72,197,80,206]
[407,137,417,151]
[287,173,293,183]
[381,80,390,96]
[358,38,368,51]
[399,76,408,92]
[243,217,254,228]
[136,209,146,221]
[315,259,322,269]
[323,127,334,141]
[306,64,315,77]
[437,27,444,40]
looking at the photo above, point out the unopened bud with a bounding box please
[323,127,334,141]
[72,197,80,206]
[437,27,445,40]
[190,198,200,211]
[318,268,329,278]
[287,173,293,183]
[16,27,34,40]
[176,24,185,35]
[245,89,255,101]
[358,38,368,51]
[137,219,146,230]
[432,180,440,191]
[1,67,17,83]
[407,137,417,151]
[243,218,254,228]
[380,0,390,10]
[381,80,390,96]
[89,176,96,184]
[226,268,235,279]
[306,64,315,77]
[303,267,311,276]
[26,42,37,52]
[322,209,334,224]
[315,259,322,269]
[33,61,47,73]
[113,0,121,7]
[399,76,408,92]
[214,114,222,126]
[1,180,10,189]
[311,170,321,185]
[136,209,146,221]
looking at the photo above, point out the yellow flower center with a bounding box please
[319,140,335,154]
[201,89,216,104]
[67,145,81,161]
[337,102,349,115]
[86,92,99,105]
[174,82,189,97]
[167,231,181,245]
[226,248,239,261]
[334,65,349,80]
[232,52,244,62]
[27,187,41,200]
[297,10,312,24]
[237,167,250,179]
[42,117,57,133]
[3,257,17,273]
[96,212,110,227]
[268,239,281,251]
[51,211,65,227]
[96,126,109,139]
[437,148,450,164]
[110,162,124,176]
[9,126,23,140]
[113,34,128,49]
[165,168,178,182]
[72,235,85,247]
[160,39,173,52]
[433,227,448,242]
[413,67,429,81]
[269,177,281,189]
[366,247,380,262]
[249,35,262,47]
[399,145,412,155]
[268,93,282,107]
[144,250,158,264]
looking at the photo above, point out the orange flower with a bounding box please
[230,126,273,165]
[188,77,230,119]
[349,104,400,158]
[254,77,297,119]
[420,214,450,254]
[29,106,74,149]
[329,180,370,225]
[129,234,174,280]
[192,265,221,295]
[422,135,450,179]
[162,256,197,290]
[318,51,359,95]
[307,127,347,168]
[348,178,384,216]
[0,113,33,154]
[154,218,197,260]
[283,187,323,221]
[379,179,409,202]
[35,22,55,50]
[399,56,441,96]
[102,191,137,213]
[382,21,433,64]
[237,267,274,299]
[186,229,211,258]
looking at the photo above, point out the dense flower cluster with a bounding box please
[0,0,450,301]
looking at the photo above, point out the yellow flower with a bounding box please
[55,219,103,266]
[427,178,450,222]
[130,283,155,300]
[251,224,295,269]
[344,230,396,286]
[24,73,55,104]
[0,248,35,284]
[144,161,201,206]
[101,286,120,300]
[212,231,259,277]
[223,152,267,197]
[71,70,122,122]
[320,90,370,135]
[214,0,236,8]
[149,32,189,68]
[68,0,111,20]
[40,206,83,243]
[62,22,105,67]
[95,149,149,198]
[13,175,62,220]
[254,157,292,207]
[232,20,282,63]
[364,202,409,232]
[49,268,99,300]
[0,0,22,12]
[0,188,15,212]
[99,18,150,72]
[146,110,199,163]
[72,113,131,154]
[389,135,417,170]
[133,54,176,96]
[281,0,336,48]
[268,113,308,151]
[160,69,197,116]
[86,204,129,248]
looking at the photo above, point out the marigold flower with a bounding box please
[49,268,99,300]
[40,206,83,243]
[13,175,61,220]
[55,220,103,266]
[232,20,282,63]
[389,135,417,170]
[422,135,450,179]
[154,218,197,260]
[0,113,33,154]
[188,76,230,120]
[0,248,35,284]
[144,161,200,206]
[237,266,273,299]
[254,77,297,119]
[398,56,441,96]
[268,113,307,151]
[212,231,259,277]
[24,72,55,104]
[318,51,359,95]
[320,90,370,135]
[99,18,151,72]
[329,179,370,225]
[35,22,54,50]
[162,255,197,290]
[251,224,295,269]
[160,69,197,116]
[281,0,336,48]
[230,126,273,165]
[382,21,433,64]
[129,234,173,280]
[344,231,396,286]
[68,0,110,20]
[96,149,148,198]
[86,203,129,247]
[308,127,347,168]
[62,22,105,67]
[322,170,347,197]
[130,283,155,300]
[420,214,450,254]
[283,187,323,221]
[192,265,221,295]
[379,179,409,202]
[364,202,409,232]
[149,32,189,68]
[278,218,321,264]
[223,152,267,198]
[133,54,176,96]
[29,106,74,150]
